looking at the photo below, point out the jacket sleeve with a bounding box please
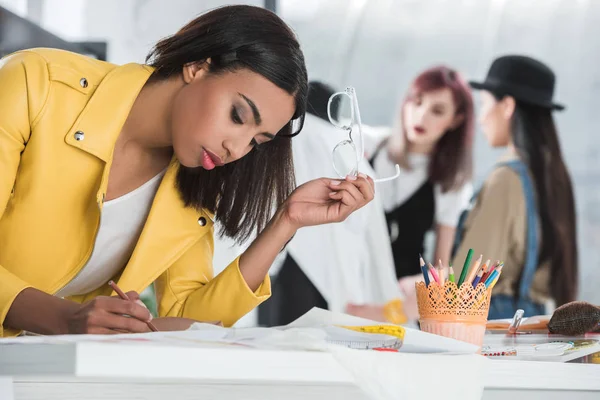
[154,227,271,327]
[0,51,50,337]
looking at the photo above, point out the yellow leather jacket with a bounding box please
[0,48,270,337]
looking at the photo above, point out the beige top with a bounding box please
[452,153,550,304]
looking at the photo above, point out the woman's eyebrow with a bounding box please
[239,93,262,125]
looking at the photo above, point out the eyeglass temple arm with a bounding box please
[373,164,401,183]
[349,89,365,162]
[346,88,399,184]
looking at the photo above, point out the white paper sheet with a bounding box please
[288,308,479,354]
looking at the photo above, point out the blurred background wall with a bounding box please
[1,0,598,305]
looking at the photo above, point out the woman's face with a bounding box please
[403,88,459,151]
[170,64,296,169]
[479,90,512,148]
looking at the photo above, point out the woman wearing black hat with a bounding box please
[453,55,578,319]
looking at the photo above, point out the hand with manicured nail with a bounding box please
[279,174,375,230]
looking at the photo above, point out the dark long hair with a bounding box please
[389,66,474,192]
[497,96,578,305]
[306,81,337,122]
[146,5,308,243]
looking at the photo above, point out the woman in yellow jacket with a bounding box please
[0,5,374,337]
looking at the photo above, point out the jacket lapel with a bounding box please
[64,63,155,163]
[63,63,155,204]
[116,160,214,293]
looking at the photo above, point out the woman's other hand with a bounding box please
[280,174,375,230]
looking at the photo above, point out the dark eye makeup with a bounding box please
[231,106,243,124]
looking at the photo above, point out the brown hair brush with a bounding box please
[548,301,600,336]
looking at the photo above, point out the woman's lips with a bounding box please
[201,150,215,170]
[201,148,224,169]
[414,126,426,135]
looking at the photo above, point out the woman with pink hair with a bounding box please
[348,66,475,321]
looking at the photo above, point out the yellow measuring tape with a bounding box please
[338,324,406,340]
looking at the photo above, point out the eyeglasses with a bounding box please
[327,87,400,183]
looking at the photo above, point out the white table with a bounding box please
[2,342,599,400]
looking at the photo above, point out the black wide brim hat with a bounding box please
[470,55,565,111]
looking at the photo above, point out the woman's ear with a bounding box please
[182,58,212,84]
[501,96,516,120]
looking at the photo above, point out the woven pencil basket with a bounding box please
[416,281,491,349]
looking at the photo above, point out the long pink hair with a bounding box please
[388,66,474,191]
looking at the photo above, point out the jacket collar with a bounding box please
[64,62,155,163]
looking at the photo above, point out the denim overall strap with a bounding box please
[452,192,479,257]
[499,160,539,301]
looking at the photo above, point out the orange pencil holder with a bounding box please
[416,281,491,350]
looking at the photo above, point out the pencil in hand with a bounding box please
[108,280,159,332]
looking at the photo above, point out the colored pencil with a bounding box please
[448,264,455,283]
[437,259,445,283]
[484,270,499,287]
[472,269,484,287]
[428,263,441,285]
[488,275,500,291]
[457,249,474,287]
[108,280,158,332]
[419,254,430,287]
[465,254,483,286]
[481,260,500,283]
[478,259,491,281]
[487,262,504,282]
[484,266,503,288]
